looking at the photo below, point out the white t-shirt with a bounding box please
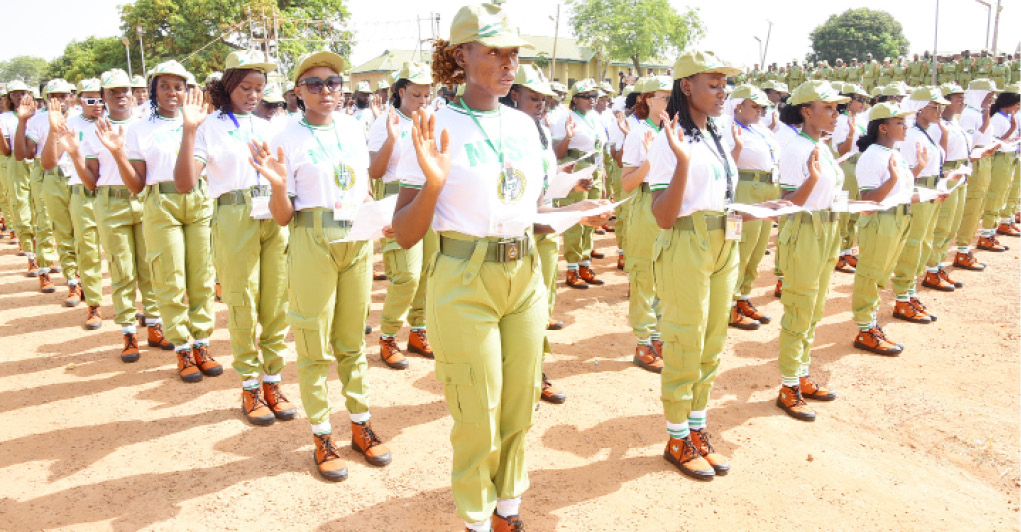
[271,113,370,212]
[856,143,913,204]
[646,127,734,218]
[24,111,54,159]
[537,121,558,207]
[902,125,945,178]
[126,114,184,185]
[779,132,844,211]
[831,113,867,156]
[989,111,1020,154]
[0,111,17,142]
[933,118,972,162]
[64,114,98,185]
[82,116,140,187]
[552,109,606,156]
[774,122,801,150]
[546,105,566,129]
[352,107,374,139]
[960,106,993,148]
[398,102,544,238]
[608,114,636,150]
[194,111,274,199]
[366,109,413,183]
[621,117,659,170]
[724,120,780,172]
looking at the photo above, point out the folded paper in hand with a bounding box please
[330,195,398,243]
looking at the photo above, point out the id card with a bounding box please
[489,161,529,236]
[770,167,779,184]
[333,195,361,222]
[832,190,849,212]
[250,196,272,219]
[725,212,743,241]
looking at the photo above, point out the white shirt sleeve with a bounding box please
[550,113,567,141]
[126,124,143,161]
[855,149,885,190]
[645,132,676,190]
[193,121,209,163]
[366,113,389,152]
[779,141,809,190]
[396,135,425,188]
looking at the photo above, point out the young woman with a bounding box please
[984,86,1020,239]
[366,62,437,370]
[248,50,391,482]
[953,79,1001,268]
[723,84,781,329]
[621,76,671,372]
[889,88,947,325]
[830,84,870,273]
[11,84,57,280]
[850,103,917,355]
[774,80,846,422]
[63,69,170,361]
[96,61,221,381]
[174,51,295,425]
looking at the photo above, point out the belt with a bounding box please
[846,153,861,164]
[737,169,774,184]
[439,235,531,262]
[149,182,183,194]
[993,151,1019,159]
[293,210,352,229]
[915,175,939,189]
[382,182,400,197]
[217,186,271,206]
[878,204,911,216]
[798,210,839,223]
[640,183,650,193]
[70,185,97,197]
[944,159,968,171]
[673,214,726,231]
[100,186,134,199]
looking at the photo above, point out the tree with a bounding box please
[0,56,50,87]
[568,0,704,73]
[809,8,909,65]
[47,37,130,84]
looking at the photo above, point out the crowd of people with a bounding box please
[0,3,1019,531]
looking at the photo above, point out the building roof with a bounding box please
[518,34,670,68]
[351,49,432,75]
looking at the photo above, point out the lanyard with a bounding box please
[643,117,661,133]
[734,119,775,165]
[302,118,346,185]
[798,131,841,174]
[458,98,505,166]
[572,109,595,131]
[702,128,734,203]
[915,123,945,177]
[226,111,260,185]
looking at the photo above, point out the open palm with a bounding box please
[94,118,126,153]
[411,110,450,189]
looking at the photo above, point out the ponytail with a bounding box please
[856,119,883,153]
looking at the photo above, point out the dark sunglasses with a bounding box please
[261,101,285,109]
[82,97,104,105]
[297,76,343,94]
[850,96,867,103]
[574,94,597,100]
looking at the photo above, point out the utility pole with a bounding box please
[932,0,939,85]
[137,26,147,75]
[121,38,133,78]
[762,20,773,68]
[991,0,1002,53]
[975,0,992,49]
[550,4,560,81]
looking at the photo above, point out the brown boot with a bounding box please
[64,283,83,307]
[593,227,606,235]
[911,297,937,322]
[835,255,856,273]
[652,338,664,358]
[853,327,904,356]
[147,324,174,350]
[939,267,963,288]
[776,385,816,421]
[379,336,409,369]
[736,299,771,324]
[121,332,140,363]
[373,272,387,281]
[192,344,223,376]
[492,513,526,532]
[893,300,932,324]
[351,421,392,466]
[84,305,102,330]
[689,428,730,475]
[49,262,61,274]
[633,344,663,373]
[617,253,625,270]
[663,436,715,481]
[953,251,986,271]
[214,281,222,302]
[996,222,1020,237]
[578,265,604,285]
[175,349,203,382]
[407,329,434,358]
[313,433,349,482]
[262,380,298,420]
[921,270,955,292]
[799,376,837,401]
[845,254,858,268]
[541,373,566,404]
[774,278,783,297]
[547,318,564,330]
[39,272,55,293]
[565,268,588,289]
[241,386,276,426]
[976,235,1008,252]
[728,305,761,330]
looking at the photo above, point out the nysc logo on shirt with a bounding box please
[497,167,526,204]
[334,164,356,191]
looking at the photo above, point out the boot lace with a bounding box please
[356,422,383,449]
[124,334,139,350]
[244,388,270,414]
[315,434,341,463]
[264,381,290,405]
[692,429,716,455]
[88,306,101,320]
[495,514,525,532]
[177,350,197,369]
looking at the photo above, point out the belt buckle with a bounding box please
[497,239,520,261]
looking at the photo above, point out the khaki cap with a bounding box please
[967,78,999,92]
[939,82,966,96]
[225,50,276,74]
[102,69,133,89]
[639,76,672,94]
[881,84,907,97]
[262,85,285,103]
[840,83,869,98]
[449,3,534,49]
[909,86,950,105]
[149,60,192,82]
[131,75,147,88]
[672,51,740,80]
[1002,82,1020,95]
[567,78,598,99]
[6,80,29,93]
[730,84,770,106]
[376,79,390,91]
[355,80,372,93]
[759,80,789,93]
[43,79,72,95]
[868,102,917,122]
[291,50,345,84]
[77,78,101,93]
[394,62,433,85]
[513,64,555,97]
[789,80,850,105]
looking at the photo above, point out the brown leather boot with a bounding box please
[953,251,985,271]
[617,253,625,270]
[921,271,955,292]
[379,336,409,369]
[49,262,61,274]
[492,513,526,532]
[541,373,566,404]
[64,283,83,307]
[373,272,387,281]
[910,297,937,322]
[214,281,222,302]
[241,387,276,426]
[729,305,761,330]
[689,428,730,475]
[121,332,140,363]
[893,300,932,324]
[262,380,298,420]
[351,421,392,466]
[84,305,102,330]
[578,265,604,285]
[799,376,837,401]
[938,267,963,288]
[407,329,434,358]
[313,433,349,482]
[853,327,904,356]
[845,254,858,268]
[547,318,564,330]
[976,235,1008,252]
[633,344,663,373]
[593,227,606,235]
[39,272,55,293]
[565,269,588,289]
[776,385,816,421]
[774,278,783,297]
[996,222,1020,237]
[663,436,715,481]
[835,255,856,273]
[652,338,664,358]
[192,344,223,376]
[736,299,771,324]
[175,349,203,383]
[147,324,174,350]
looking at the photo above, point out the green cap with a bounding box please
[840,83,869,98]
[262,85,284,103]
[672,51,741,80]
[30,88,41,99]
[376,79,390,91]
[567,78,599,100]
[868,102,917,122]
[909,86,950,105]
[225,50,276,74]
[149,60,192,83]
[550,81,567,94]
[880,84,907,97]
[77,78,101,93]
[599,81,614,95]
[1002,82,1020,95]
[291,50,345,84]
[940,82,966,96]
[284,81,295,92]
[512,64,555,97]
[638,76,672,94]
[43,79,72,95]
[101,69,133,89]
[205,72,223,85]
[869,86,883,97]
[730,84,771,106]
[967,78,999,92]
[789,80,850,105]
[355,80,372,93]
[759,80,788,93]
[394,62,433,85]
[622,84,636,96]
[5,80,29,93]
[131,75,147,88]
[449,3,534,49]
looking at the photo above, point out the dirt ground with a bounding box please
[0,227,1018,532]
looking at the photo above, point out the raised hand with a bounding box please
[915,142,930,169]
[641,130,654,153]
[732,122,743,150]
[384,107,399,141]
[370,94,383,119]
[94,117,127,153]
[54,124,79,155]
[47,96,66,130]
[181,88,207,130]
[807,146,822,181]
[659,110,688,165]
[615,111,630,136]
[564,114,576,139]
[410,109,451,189]
[16,96,36,121]
[247,140,287,188]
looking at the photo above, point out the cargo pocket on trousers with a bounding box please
[226,291,253,330]
[146,251,166,288]
[288,312,322,360]
[435,361,485,424]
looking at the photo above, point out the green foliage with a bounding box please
[46,37,130,84]
[0,56,50,87]
[534,52,551,70]
[809,8,910,65]
[568,0,704,71]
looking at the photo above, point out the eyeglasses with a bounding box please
[297,76,343,94]
[82,98,104,106]
[261,101,284,109]
[850,96,867,103]
[574,94,597,100]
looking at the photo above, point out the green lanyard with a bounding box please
[643,117,661,133]
[458,98,505,166]
[799,130,840,171]
[573,109,595,131]
[302,118,346,182]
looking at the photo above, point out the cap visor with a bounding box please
[478,34,535,50]
[235,62,277,74]
[705,66,743,77]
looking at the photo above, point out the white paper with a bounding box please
[836,200,887,213]
[834,151,855,165]
[939,175,968,194]
[727,202,806,218]
[535,199,627,234]
[915,187,941,203]
[546,164,598,200]
[329,195,398,243]
[557,151,599,171]
[970,142,1001,160]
